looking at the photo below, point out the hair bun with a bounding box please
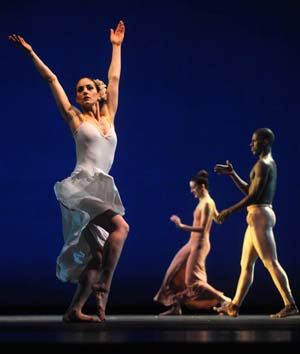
[197,169,208,178]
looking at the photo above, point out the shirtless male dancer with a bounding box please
[214,128,298,318]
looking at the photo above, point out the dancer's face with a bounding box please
[190,181,202,198]
[76,78,100,108]
[250,133,264,156]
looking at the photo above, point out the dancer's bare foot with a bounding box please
[63,309,101,323]
[92,284,108,322]
[213,301,239,317]
[270,304,299,319]
[213,298,230,314]
[159,304,182,316]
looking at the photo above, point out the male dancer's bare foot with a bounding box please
[270,304,299,319]
[159,304,182,316]
[92,284,108,322]
[63,309,101,323]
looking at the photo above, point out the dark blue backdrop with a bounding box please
[1,0,299,313]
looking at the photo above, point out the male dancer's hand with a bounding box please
[214,160,234,175]
[217,208,232,223]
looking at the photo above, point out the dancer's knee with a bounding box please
[118,221,129,239]
[262,258,279,271]
[110,221,129,246]
[123,221,130,235]
[114,222,129,242]
[240,260,255,274]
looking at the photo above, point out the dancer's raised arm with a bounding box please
[8,34,76,123]
[106,20,125,122]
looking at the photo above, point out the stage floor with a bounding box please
[1,314,299,352]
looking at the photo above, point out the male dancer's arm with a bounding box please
[214,160,249,195]
[217,161,269,222]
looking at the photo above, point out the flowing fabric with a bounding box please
[54,121,125,283]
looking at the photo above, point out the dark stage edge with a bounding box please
[1,314,300,353]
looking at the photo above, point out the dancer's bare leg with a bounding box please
[214,227,257,317]
[91,210,129,321]
[250,214,298,317]
[232,227,258,306]
[215,208,298,318]
[63,228,103,323]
